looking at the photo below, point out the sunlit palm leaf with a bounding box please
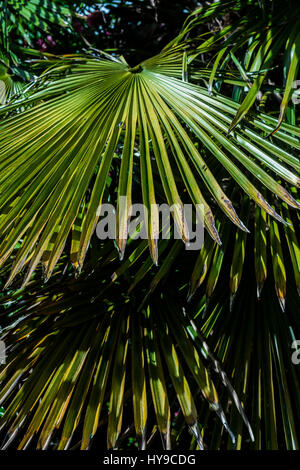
[0,51,299,284]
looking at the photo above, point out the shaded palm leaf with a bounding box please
[0,253,251,450]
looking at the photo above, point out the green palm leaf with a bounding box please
[0,253,251,450]
[0,50,299,284]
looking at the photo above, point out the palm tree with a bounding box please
[0,0,299,450]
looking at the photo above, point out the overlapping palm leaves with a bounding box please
[171,275,300,450]
[107,194,299,313]
[0,0,299,452]
[189,199,300,311]
[0,218,298,449]
[166,0,300,133]
[0,50,299,285]
[0,241,255,450]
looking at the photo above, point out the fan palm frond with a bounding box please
[0,50,299,284]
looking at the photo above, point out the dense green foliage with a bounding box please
[0,0,299,450]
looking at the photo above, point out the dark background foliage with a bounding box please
[9,1,200,63]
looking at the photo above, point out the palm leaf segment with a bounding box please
[0,51,299,283]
